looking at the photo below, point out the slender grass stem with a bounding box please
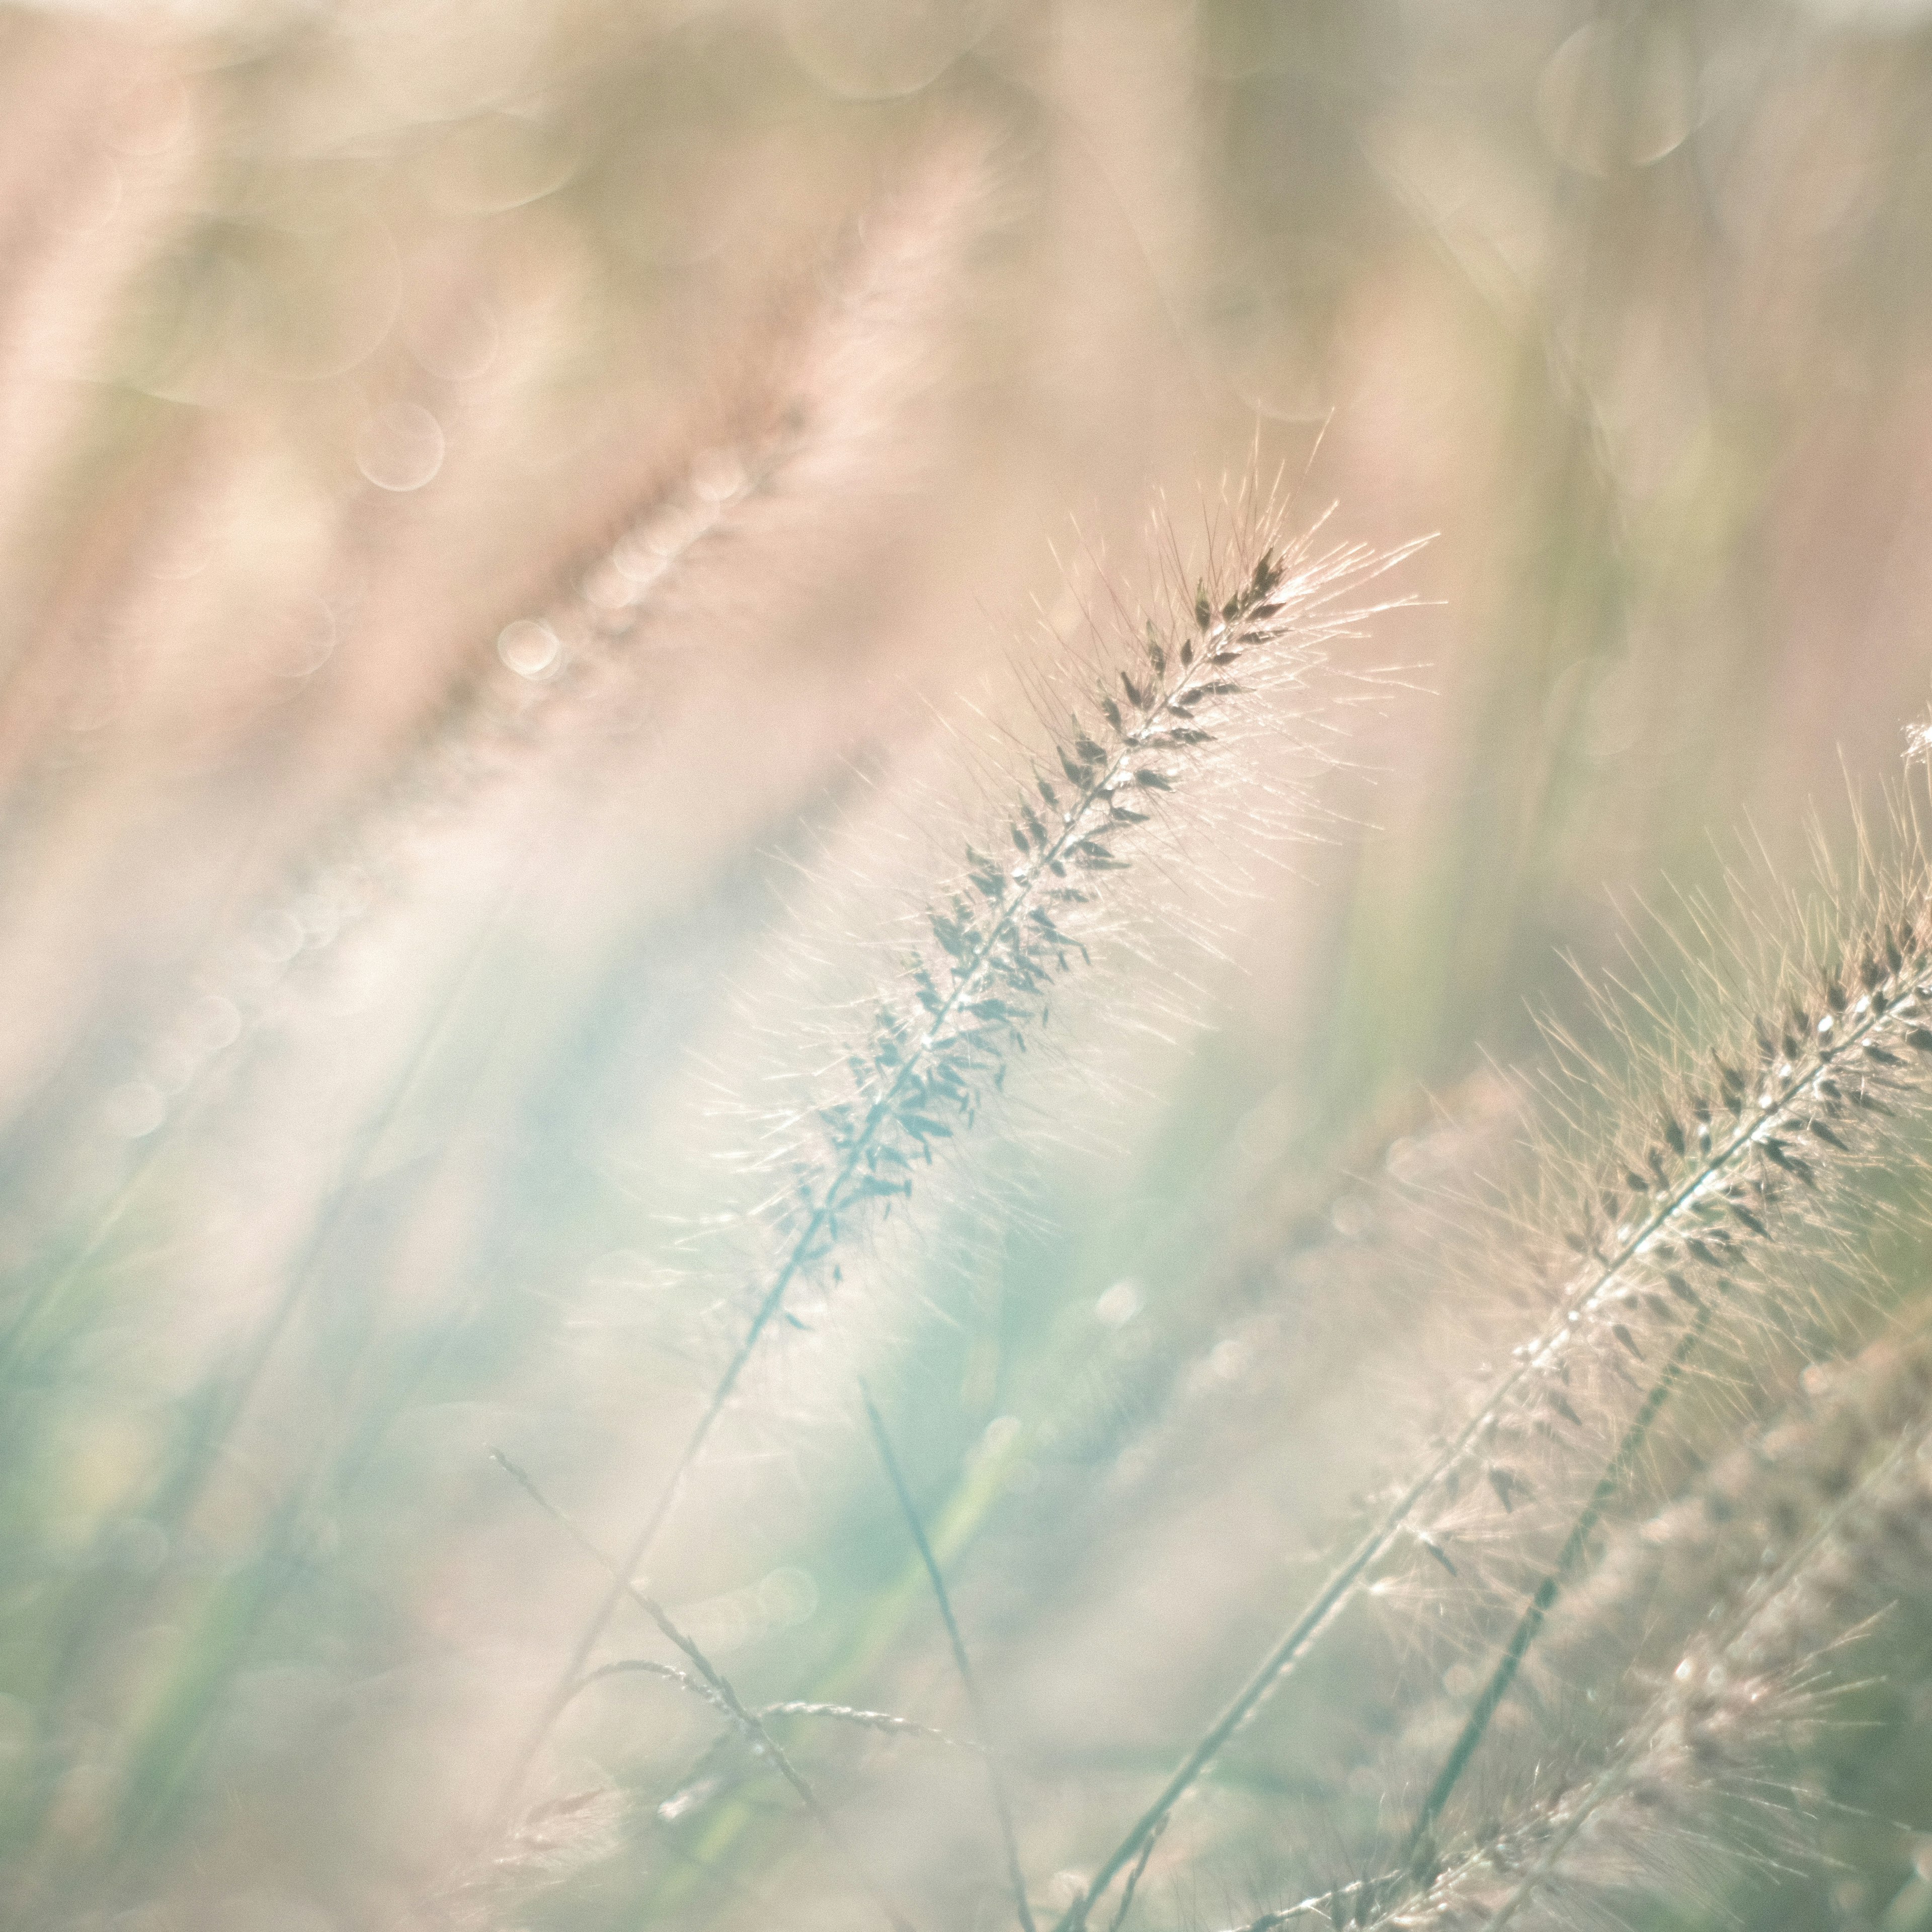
[1105,1813,1166,1932]
[562,1655,720,1714]
[862,1384,1038,1932]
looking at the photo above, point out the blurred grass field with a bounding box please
[5,2,1932,1927]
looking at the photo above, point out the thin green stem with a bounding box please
[863,1385,1038,1932]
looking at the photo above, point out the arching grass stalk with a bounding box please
[558,1664,971,1752]
[497,518,1394,1818]
[488,1452,917,1931]
[1054,893,1932,1930]
[0,166,1003,1887]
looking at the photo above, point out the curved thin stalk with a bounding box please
[491,1452,918,1932]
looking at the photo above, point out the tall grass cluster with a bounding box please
[6,3,1932,1930]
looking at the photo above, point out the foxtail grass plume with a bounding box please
[500,500,1408,1821]
[1105,834,1932,1932]
[1384,860,1932,1845]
